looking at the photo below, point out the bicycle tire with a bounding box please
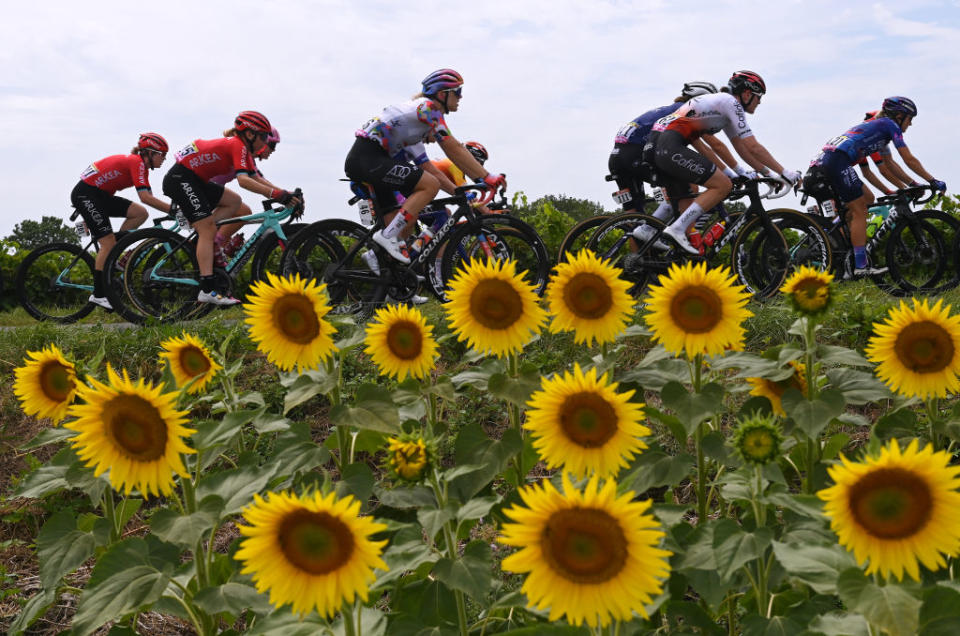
[440,215,552,296]
[556,215,611,263]
[886,212,952,295]
[15,242,95,323]
[250,223,308,283]
[730,217,790,299]
[767,208,833,273]
[586,213,673,298]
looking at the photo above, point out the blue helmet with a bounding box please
[882,96,918,118]
[421,69,464,96]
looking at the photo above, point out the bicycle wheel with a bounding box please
[730,218,789,299]
[556,215,611,263]
[440,215,551,296]
[886,212,951,295]
[768,209,833,273]
[15,242,95,323]
[586,213,675,298]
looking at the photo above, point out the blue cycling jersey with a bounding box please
[614,103,682,145]
[818,117,906,164]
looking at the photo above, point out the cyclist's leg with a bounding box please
[194,189,242,277]
[822,152,873,270]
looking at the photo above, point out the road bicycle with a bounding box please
[101,190,305,324]
[280,182,550,318]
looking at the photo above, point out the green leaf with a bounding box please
[451,424,522,501]
[21,425,76,449]
[701,430,734,465]
[13,446,77,498]
[329,384,401,434]
[251,411,291,434]
[742,615,805,636]
[807,612,870,636]
[150,496,223,547]
[37,510,97,592]
[7,587,56,635]
[712,520,773,581]
[708,350,787,379]
[72,536,180,635]
[644,405,689,446]
[197,465,272,516]
[622,446,695,493]
[374,485,436,509]
[450,357,505,389]
[874,408,919,441]
[781,388,845,439]
[618,344,690,390]
[822,433,851,460]
[488,365,542,407]
[455,495,500,529]
[192,409,260,451]
[826,368,893,405]
[761,489,826,520]
[372,539,437,589]
[837,567,921,636]
[919,585,960,635]
[336,462,376,503]
[676,523,719,571]
[193,581,273,617]
[245,610,330,635]
[280,368,337,414]
[817,344,873,367]
[390,578,459,628]
[659,381,725,436]
[432,540,494,600]
[771,542,858,595]
[418,502,457,543]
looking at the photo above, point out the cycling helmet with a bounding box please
[465,141,488,165]
[881,96,918,118]
[728,70,766,95]
[681,81,718,98]
[421,69,464,96]
[234,110,272,133]
[138,132,168,153]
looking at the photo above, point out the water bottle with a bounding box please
[74,220,88,238]
[702,222,725,247]
[358,199,374,226]
[866,213,883,239]
[409,227,435,256]
[686,228,705,255]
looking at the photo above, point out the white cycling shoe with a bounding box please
[88,294,113,310]
[197,290,241,306]
[372,230,411,264]
[361,250,381,275]
[386,294,428,305]
[632,225,671,251]
[662,225,701,255]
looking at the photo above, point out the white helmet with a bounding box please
[681,81,718,99]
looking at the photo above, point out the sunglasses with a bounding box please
[444,87,462,98]
[255,131,269,141]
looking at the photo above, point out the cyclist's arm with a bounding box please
[691,137,728,170]
[701,134,740,171]
[137,189,172,214]
[438,136,487,181]
[250,172,280,191]
[875,157,912,189]
[731,135,785,175]
[858,162,893,195]
[892,146,934,182]
[237,173,282,198]
[422,159,458,195]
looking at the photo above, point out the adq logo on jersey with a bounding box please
[386,165,412,179]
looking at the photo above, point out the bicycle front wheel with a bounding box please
[886,212,951,295]
[556,215,611,263]
[586,213,674,298]
[768,209,833,273]
[15,242,95,323]
[731,218,790,299]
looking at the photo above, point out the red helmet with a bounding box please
[728,70,766,95]
[465,141,488,164]
[234,110,272,133]
[138,132,168,153]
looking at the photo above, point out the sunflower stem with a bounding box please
[182,473,197,514]
[340,599,358,636]
[428,391,439,433]
[101,490,120,544]
[691,354,711,524]
[926,397,941,450]
[803,317,820,495]
[430,471,469,636]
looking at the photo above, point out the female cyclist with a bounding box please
[163,112,301,304]
[346,69,506,263]
[70,132,172,310]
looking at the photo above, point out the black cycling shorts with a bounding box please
[608,143,652,197]
[344,137,423,208]
[70,181,133,239]
[652,130,716,200]
[162,163,224,223]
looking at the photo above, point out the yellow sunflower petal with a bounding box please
[643,261,752,359]
[158,332,223,394]
[747,361,808,416]
[546,250,635,346]
[364,304,438,380]
[444,258,546,358]
[386,436,431,481]
[243,272,338,373]
[498,473,672,628]
[780,265,835,316]
[524,363,649,478]
[865,298,960,399]
[235,490,388,617]
[13,345,79,423]
[818,438,960,581]
[65,365,195,496]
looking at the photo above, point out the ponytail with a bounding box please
[131,146,140,154]
[223,128,237,138]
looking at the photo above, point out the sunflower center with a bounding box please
[669,285,723,334]
[893,321,955,374]
[563,273,613,319]
[469,279,523,330]
[743,430,775,460]
[848,467,933,539]
[39,361,74,402]
[272,293,321,345]
[278,510,356,575]
[178,346,212,377]
[386,321,423,360]
[793,279,828,308]
[104,395,168,461]
[541,508,628,584]
[559,392,618,448]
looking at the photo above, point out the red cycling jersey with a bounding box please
[173,136,257,182]
[80,154,150,194]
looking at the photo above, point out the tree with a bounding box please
[7,215,79,250]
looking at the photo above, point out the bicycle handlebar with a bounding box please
[876,184,938,206]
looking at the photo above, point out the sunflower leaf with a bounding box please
[712,520,773,581]
[193,581,273,618]
[330,384,401,434]
[5,587,56,636]
[450,358,505,389]
[418,502,458,544]
[280,368,338,414]
[623,446,695,493]
[781,388,845,439]
[243,609,330,635]
[826,368,893,405]
[374,485,436,509]
[817,344,873,367]
[455,495,500,530]
[150,496,222,547]
[37,510,97,592]
[660,381,725,436]
[873,408,918,441]
[837,567,921,636]
[13,446,76,498]
[20,426,76,450]
[741,615,806,635]
[197,465,273,516]
[488,368,541,407]
[919,585,960,635]
[432,540,494,601]
[771,542,858,595]
[807,611,870,636]
[372,539,438,590]
[451,424,522,501]
[336,462,376,503]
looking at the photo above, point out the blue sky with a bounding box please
[2,0,959,239]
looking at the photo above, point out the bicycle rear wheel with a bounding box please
[585,213,675,298]
[556,215,611,263]
[768,209,833,273]
[15,243,95,323]
[886,212,951,295]
[731,218,789,299]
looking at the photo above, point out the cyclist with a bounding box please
[346,69,506,264]
[163,111,301,305]
[70,132,172,310]
[647,70,801,254]
[806,96,945,276]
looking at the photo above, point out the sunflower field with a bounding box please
[4,253,960,635]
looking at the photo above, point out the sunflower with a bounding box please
[385,435,434,481]
[747,361,808,416]
[499,473,672,628]
[13,345,78,423]
[235,490,388,617]
[524,364,649,478]
[158,333,222,394]
[733,413,784,465]
[865,298,960,399]
[780,265,835,317]
[818,438,960,581]
[444,258,546,358]
[243,272,338,373]
[545,250,634,346]
[364,304,438,380]
[65,365,194,497]
[644,261,752,359]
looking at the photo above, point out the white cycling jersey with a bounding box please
[356,97,452,165]
[652,92,754,142]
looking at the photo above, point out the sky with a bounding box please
[2,0,960,241]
